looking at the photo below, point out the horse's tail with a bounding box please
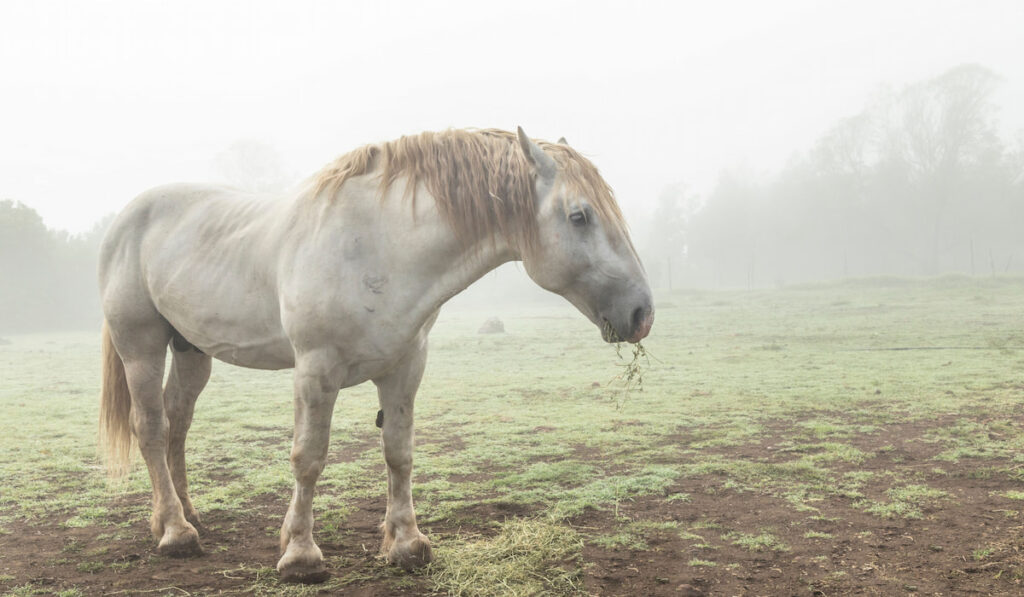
[99,320,133,478]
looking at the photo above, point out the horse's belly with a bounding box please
[159,298,295,370]
[201,337,295,370]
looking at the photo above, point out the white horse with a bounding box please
[98,127,653,582]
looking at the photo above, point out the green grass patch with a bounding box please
[590,531,648,551]
[859,484,949,519]
[62,506,111,529]
[724,530,790,552]
[925,419,1024,463]
[74,561,104,574]
[796,420,880,439]
[803,442,870,465]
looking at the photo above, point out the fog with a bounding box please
[2,0,1024,331]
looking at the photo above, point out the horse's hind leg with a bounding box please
[113,320,203,556]
[164,344,211,530]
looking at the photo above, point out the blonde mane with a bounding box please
[309,128,627,255]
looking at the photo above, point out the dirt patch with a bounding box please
[0,497,434,596]
[449,501,535,528]
[580,416,1024,596]
[4,415,1024,595]
[579,482,1024,596]
[571,444,607,462]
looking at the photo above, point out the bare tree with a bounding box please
[647,183,696,290]
[882,65,1003,273]
[215,139,291,193]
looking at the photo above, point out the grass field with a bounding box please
[2,275,1024,595]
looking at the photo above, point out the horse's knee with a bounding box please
[382,441,413,475]
[289,449,325,484]
[131,409,169,447]
[384,456,411,478]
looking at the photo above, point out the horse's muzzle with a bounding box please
[627,306,654,343]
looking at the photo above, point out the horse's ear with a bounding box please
[557,136,568,145]
[517,126,557,181]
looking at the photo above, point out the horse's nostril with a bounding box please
[631,306,647,329]
[628,302,654,341]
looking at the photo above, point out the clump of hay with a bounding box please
[613,341,650,394]
[478,317,505,334]
[428,518,583,597]
[598,320,653,406]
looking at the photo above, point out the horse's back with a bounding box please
[101,184,238,269]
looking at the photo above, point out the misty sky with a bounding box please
[2,0,1022,234]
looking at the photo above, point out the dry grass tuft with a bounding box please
[613,341,650,392]
[428,518,584,596]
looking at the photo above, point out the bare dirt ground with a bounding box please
[3,418,1024,596]
[582,418,1024,596]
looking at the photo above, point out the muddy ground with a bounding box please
[3,417,1023,596]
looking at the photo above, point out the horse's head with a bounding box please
[515,127,654,344]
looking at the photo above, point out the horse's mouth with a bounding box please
[600,318,624,343]
[600,314,652,344]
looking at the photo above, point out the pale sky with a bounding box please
[2,0,1022,233]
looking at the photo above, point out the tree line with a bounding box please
[645,64,1024,289]
[0,201,111,333]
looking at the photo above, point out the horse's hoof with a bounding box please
[280,565,331,584]
[387,535,433,570]
[278,544,328,584]
[157,526,203,558]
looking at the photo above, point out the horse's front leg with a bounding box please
[277,353,340,583]
[373,342,432,570]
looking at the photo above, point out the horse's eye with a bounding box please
[569,211,587,226]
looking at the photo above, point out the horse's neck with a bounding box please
[287,181,516,330]
[412,236,516,316]
[378,214,517,324]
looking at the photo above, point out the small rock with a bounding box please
[478,317,505,334]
